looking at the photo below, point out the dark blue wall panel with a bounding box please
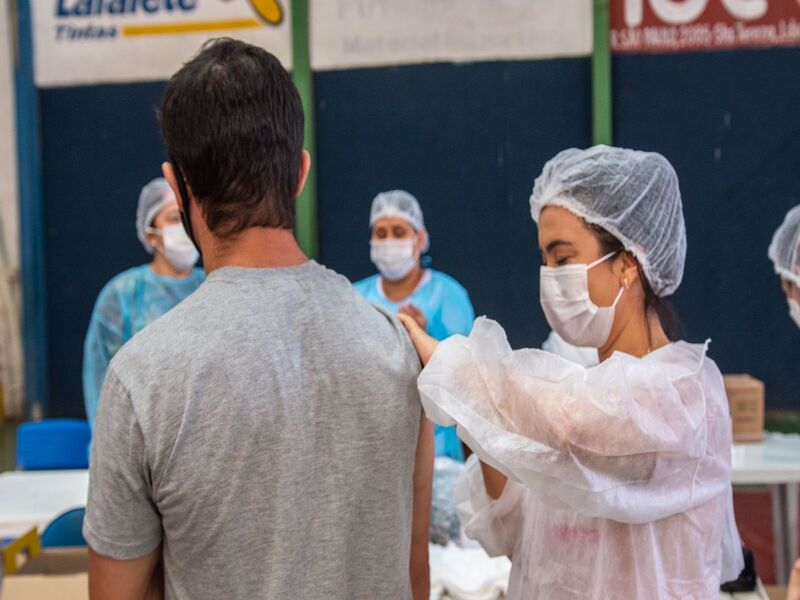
[613,48,800,408]
[38,48,800,417]
[315,58,592,351]
[40,82,168,418]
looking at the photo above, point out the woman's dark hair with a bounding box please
[588,223,682,344]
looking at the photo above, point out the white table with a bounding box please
[0,470,89,540]
[732,433,800,584]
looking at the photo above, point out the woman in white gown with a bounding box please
[399,145,743,599]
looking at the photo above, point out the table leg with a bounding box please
[787,482,799,569]
[773,484,788,584]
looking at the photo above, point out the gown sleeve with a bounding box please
[419,317,731,524]
[82,287,126,430]
[453,454,526,558]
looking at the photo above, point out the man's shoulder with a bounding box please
[108,288,201,378]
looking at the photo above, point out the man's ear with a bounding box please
[294,150,311,197]
[162,162,184,212]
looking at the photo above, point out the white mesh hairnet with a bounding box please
[768,204,800,286]
[136,178,175,254]
[530,145,687,297]
[370,190,429,252]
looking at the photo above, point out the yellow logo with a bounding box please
[248,0,284,25]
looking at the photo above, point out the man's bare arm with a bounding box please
[409,414,434,600]
[89,545,163,600]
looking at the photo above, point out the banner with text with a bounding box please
[32,0,292,87]
[310,0,592,71]
[612,0,800,54]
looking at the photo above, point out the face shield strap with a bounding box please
[170,159,201,256]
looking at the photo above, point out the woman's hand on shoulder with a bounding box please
[398,313,439,366]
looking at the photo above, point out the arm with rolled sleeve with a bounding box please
[409,414,433,600]
[84,368,163,599]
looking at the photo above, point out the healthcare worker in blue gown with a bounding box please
[83,178,204,430]
[354,190,475,461]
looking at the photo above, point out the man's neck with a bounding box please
[200,227,309,274]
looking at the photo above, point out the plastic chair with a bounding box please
[15,419,91,470]
[40,508,87,548]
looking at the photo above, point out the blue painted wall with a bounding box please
[40,82,168,417]
[315,58,592,350]
[613,48,800,408]
[38,48,800,417]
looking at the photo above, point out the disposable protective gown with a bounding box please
[419,317,743,599]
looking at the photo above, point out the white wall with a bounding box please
[311,0,592,71]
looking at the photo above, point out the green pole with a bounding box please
[291,0,318,259]
[592,0,613,145]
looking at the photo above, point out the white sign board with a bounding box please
[32,0,293,87]
[310,0,592,71]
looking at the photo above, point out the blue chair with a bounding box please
[41,508,87,548]
[16,419,91,470]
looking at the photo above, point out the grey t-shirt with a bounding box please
[84,261,422,599]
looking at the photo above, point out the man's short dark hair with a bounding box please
[160,38,304,236]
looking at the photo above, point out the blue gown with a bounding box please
[83,265,204,430]
[354,269,475,461]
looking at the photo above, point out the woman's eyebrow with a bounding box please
[545,240,574,253]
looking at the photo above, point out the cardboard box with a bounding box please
[724,374,765,444]
[3,548,88,600]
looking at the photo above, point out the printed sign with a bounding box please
[310,0,592,71]
[611,0,800,54]
[32,0,292,87]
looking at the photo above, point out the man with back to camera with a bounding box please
[83,38,433,600]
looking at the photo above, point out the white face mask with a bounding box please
[151,224,199,272]
[370,239,417,281]
[540,252,625,348]
[789,299,800,329]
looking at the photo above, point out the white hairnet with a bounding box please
[136,178,175,254]
[768,204,800,286]
[530,145,686,297]
[370,190,429,252]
